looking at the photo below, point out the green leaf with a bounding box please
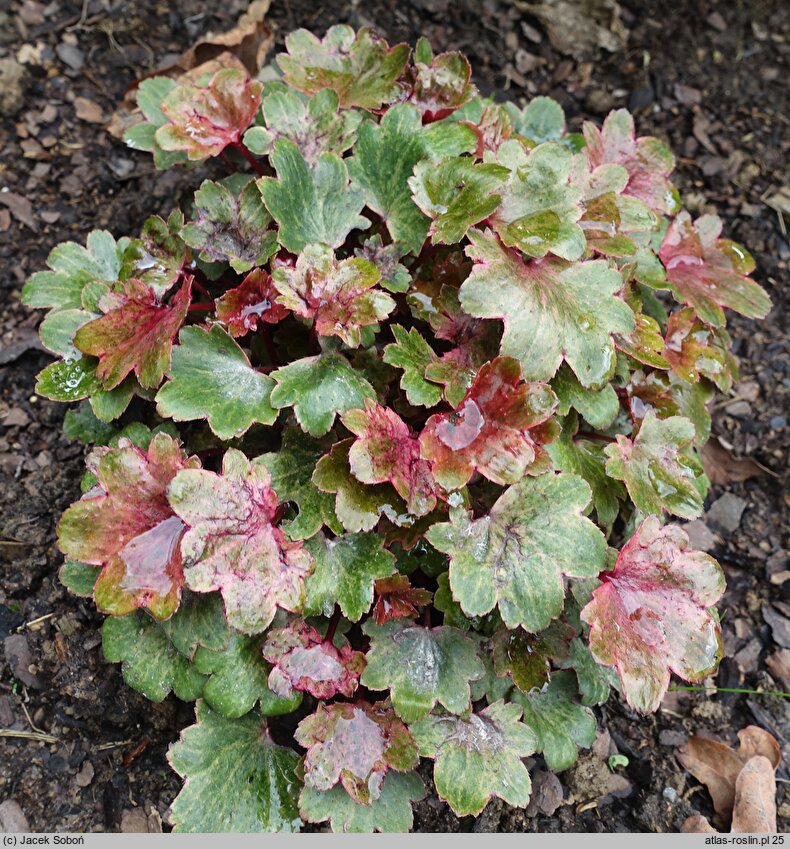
[259,139,369,253]
[270,352,376,437]
[461,228,634,387]
[348,105,432,254]
[411,701,536,816]
[409,157,509,244]
[160,590,230,658]
[552,364,619,430]
[304,532,396,622]
[511,670,596,771]
[39,308,94,359]
[63,402,117,444]
[124,77,186,169]
[361,620,483,722]
[278,25,409,110]
[546,412,624,528]
[299,770,425,833]
[59,560,100,597]
[604,412,703,519]
[489,140,584,260]
[168,702,302,832]
[156,325,277,440]
[426,472,606,631]
[193,631,301,719]
[102,613,207,703]
[23,230,123,312]
[382,325,442,407]
[507,96,565,144]
[557,637,618,707]
[312,440,411,533]
[259,427,342,540]
[491,621,574,693]
[35,356,101,402]
[244,87,362,163]
[181,180,277,273]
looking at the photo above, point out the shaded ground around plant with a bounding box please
[0,0,787,833]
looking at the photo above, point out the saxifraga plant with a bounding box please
[23,26,771,833]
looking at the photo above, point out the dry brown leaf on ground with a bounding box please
[676,726,781,821]
[106,0,273,140]
[700,437,772,486]
[681,813,717,833]
[731,756,778,833]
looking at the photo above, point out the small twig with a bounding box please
[0,729,59,744]
[18,612,55,631]
[96,738,135,751]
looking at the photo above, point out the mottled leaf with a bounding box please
[215,268,289,338]
[657,212,771,326]
[409,157,508,244]
[372,575,432,625]
[156,69,262,161]
[272,244,394,347]
[156,325,277,440]
[411,701,536,816]
[299,770,425,833]
[582,516,724,712]
[420,356,558,489]
[382,325,442,407]
[354,236,411,293]
[74,278,190,390]
[160,590,230,658]
[181,180,277,273]
[59,560,100,597]
[270,352,376,437]
[664,306,739,391]
[409,38,475,121]
[121,210,186,295]
[243,87,362,163]
[168,449,313,634]
[511,670,596,770]
[491,621,574,693]
[263,619,365,699]
[124,76,186,169]
[426,472,606,631]
[303,531,396,621]
[295,701,418,804]
[361,620,483,721]
[461,229,634,387]
[343,401,437,516]
[278,26,409,110]
[508,96,565,144]
[259,140,369,253]
[58,433,198,620]
[557,636,619,707]
[604,411,704,519]
[102,612,206,702]
[168,702,302,832]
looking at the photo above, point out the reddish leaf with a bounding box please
[342,401,438,517]
[583,109,680,215]
[581,516,725,713]
[372,575,433,625]
[408,38,476,121]
[74,278,191,390]
[155,68,263,161]
[420,356,558,489]
[168,449,314,635]
[272,244,395,348]
[295,701,418,804]
[57,433,199,620]
[664,307,739,391]
[262,620,365,700]
[215,269,289,338]
[658,212,772,326]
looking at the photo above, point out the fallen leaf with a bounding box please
[682,813,716,833]
[700,437,771,486]
[676,726,780,820]
[731,756,777,833]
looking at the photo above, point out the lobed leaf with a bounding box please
[664,307,739,392]
[372,575,433,625]
[409,38,476,121]
[581,516,725,712]
[215,268,289,338]
[382,325,443,408]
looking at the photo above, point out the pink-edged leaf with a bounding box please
[408,38,476,121]
[342,401,438,517]
[74,277,191,390]
[657,211,771,326]
[155,68,263,161]
[664,306,739,391]
[272,243,395,348]
[295,701,418,805]
[372,575,433,625]
[262,620,365,700]
[57,433,199,620]
[215,268,289,338]
[167,448,314,635]
[581,516,725,713]
[583,109,681,215]
[420,356,558,489]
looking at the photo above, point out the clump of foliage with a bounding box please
[25,26,770,833]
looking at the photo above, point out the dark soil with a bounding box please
[1,0,788,834]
